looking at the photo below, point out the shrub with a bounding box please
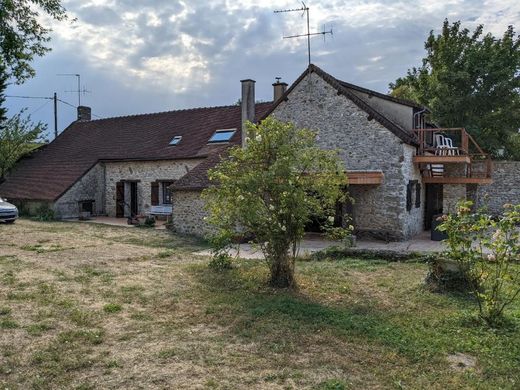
[438,201,520,326]
[207,230,234,271]
[32,203,55,221]
[203,118,350,287]
[137,216,156,228]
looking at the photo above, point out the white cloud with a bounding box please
[8,0,520,138]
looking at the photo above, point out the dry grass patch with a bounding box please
[0,219,518,389]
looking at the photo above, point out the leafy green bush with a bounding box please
[438,201,520,326]
[207,231,234,271]
[32,203,55,221]
[203,118,350,287]
[137,216,156,228]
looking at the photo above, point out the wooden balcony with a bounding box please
[413,128,493,184]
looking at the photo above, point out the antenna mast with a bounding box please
[57,73,90,106]
[274,2,332,66]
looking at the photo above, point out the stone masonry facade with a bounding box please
[271,71,424,240]
[171,190,212,236]
[104,159,201,217]
[476,161,520,214]
[54,163,106,219]
[52,159,202,219]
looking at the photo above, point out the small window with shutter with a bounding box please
[151,182,159,206]
[406,182,413,211]
[161,182,174,204]
[415,183,421,208]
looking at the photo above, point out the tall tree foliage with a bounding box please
[390,20,520,159]
[0,0,68,83]
[0,109,46,180]
[1,61,44,181]
[0,63,7,126]
[203,118,350,288]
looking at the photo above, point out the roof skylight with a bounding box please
[208,129,236,143]
[169,136,182,146]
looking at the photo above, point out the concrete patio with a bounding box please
[194,231,446,259]
[67,216,168,229]
[66,217,446,258]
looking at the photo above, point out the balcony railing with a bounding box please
[413,128,492,184]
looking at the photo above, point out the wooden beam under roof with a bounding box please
[422,177,493,184]
[413,155,471,164]
[346,171,384,185]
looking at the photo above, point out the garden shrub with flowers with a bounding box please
[203,117,351,288]
[437,201,520,326]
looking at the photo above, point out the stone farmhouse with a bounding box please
[1,64,517,240]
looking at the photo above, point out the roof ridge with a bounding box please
[309,64,417,145]
[85,101,274,123]
[338,79,427,110]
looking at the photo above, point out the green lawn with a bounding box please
[0,219,518,389]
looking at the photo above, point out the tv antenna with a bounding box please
[274,2,333,66]
[57,73,90,106]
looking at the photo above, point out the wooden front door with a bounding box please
[116,182,125,218]
[424,184,443,230]
[130,182,138,216]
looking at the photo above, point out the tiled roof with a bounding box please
[261,64,419,146]
[338,80,428,110]
[0,103,272,201]
[176,65,423,193]
[172,150,228,191]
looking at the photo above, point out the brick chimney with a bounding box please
[241,79,255,147]
[273,78,288,102]
[77,106,91,121]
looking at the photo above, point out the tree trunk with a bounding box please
[269,254,295,288]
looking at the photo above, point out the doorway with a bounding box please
[130,182,138,216]
[116,182,124,218]
[424,184,443,230]
[115,181,139,217]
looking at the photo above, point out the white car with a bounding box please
[0,197,18,224]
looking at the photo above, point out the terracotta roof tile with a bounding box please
[0,103,272,200]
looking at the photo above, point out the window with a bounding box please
[208,129,236,143]
[169,136,182,146]
[161,181,174,204]
[406,180,421,212]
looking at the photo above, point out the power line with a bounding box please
[7,94,104,119]
[56,98,76,109]
[6,95,53,100]
[28,100,51,116]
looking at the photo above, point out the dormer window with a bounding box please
[208,129,236,143]
[169,136,182,146]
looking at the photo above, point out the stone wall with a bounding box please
[54,163,106,219]
[477,161,520,214]
[441,164,468,214]
[171,190,211,237]
[271,71,422,240]
[104,159,202,217]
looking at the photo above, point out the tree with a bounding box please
[203,117,350,288]
[0,109,46,180]
[0,62,7,126]
[0,0,68,83]
[438,201,520,327]
[390,20,520,159]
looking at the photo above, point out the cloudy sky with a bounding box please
[5,0,520,139]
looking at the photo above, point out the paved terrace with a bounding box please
[69,218,445,258]
[194,232,446,259]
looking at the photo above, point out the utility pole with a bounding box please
[53,92,58,139]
